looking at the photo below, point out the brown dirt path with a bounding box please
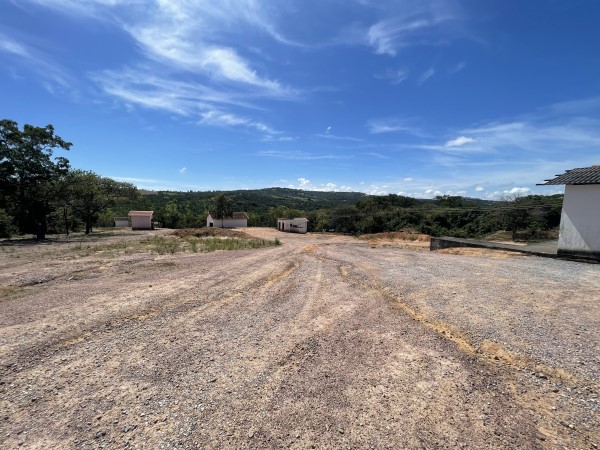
[1,228,598,449]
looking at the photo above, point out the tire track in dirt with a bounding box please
[309,243,599,449]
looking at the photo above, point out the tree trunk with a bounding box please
[63,205,69,236]
[85,217,92,234]
[36,218,47,240]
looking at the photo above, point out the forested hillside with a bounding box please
[1,119,562,241]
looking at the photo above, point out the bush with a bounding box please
[0,209,16,238]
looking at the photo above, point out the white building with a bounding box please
[114,217,129,227]
[206,212,248,228]
[539,166,600,260]
[128,211,153,230]
[277,218,309,234]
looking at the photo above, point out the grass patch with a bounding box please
[0,285,25,300]
[146,236,180,255]
[72,240,129,256]
[194,237,278,253]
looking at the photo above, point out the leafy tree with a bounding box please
[66,169,138,234]
[159,201,183,228]
[210,193,233,227]
[0,119,71,238]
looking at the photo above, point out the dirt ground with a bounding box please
[0,228,598,449]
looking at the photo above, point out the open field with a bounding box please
[1,228,598,449]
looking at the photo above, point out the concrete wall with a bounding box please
[206,215,247,228]
[130,215,152,230]
[557,184,600,258]
[277,218,308,234]
[114,218,129,227]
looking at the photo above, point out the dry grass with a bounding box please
[359,231,431,242]
[172,227,254,239]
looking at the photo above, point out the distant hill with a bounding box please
[128,187,366,222]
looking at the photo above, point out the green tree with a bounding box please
[159,201,183,228]
[66,170,138,234]
[0,119,71,238]
[210,193,233,227]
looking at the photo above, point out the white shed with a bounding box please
[128,211,153,230]
[114,217,129,228]
[539,166,600,260]
[277,218,309,234]
[206,212,248,228]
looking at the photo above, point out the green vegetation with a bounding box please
[1,118,562,242]
[144,235,278,255]
[1,119,138,238]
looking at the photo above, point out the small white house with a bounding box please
[277,218,309,234]
[128,211,153,230]
[206,212,248,228]
[114,217,129,228]
[539,166,600,260]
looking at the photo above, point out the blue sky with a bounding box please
[1,0,599,198]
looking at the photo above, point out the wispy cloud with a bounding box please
[179,167,187,174]
[316,133,364,142]
[374,68,410,85]
[256,150,349,160]
[200,110,278,135]
[418,67,435,85]
[0,32,73,92]
[448,61,466,74]
[367,152,390,159]
[445,136,475,147]
[365,0,464,56]
[21,0,297,136]
[366,117,425,136]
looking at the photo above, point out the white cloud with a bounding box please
[317,133,364,142]
[367,118,424,136]
[475,186,484,192]
[298,177,310,187]
[367,152,390,159]
[200,110,277,134]
[256,150,348,160]
[503,187,531,196]
[0,33,73,92]
[374,68,410,85]
[403,177,414,182]
[445,136,476,147]
[448,61,466,74]
[418,67,435,85]
[366,1,463,56]
[179,167,187,174]
[22,0,297,135]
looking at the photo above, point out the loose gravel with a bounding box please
[0,228,598,449]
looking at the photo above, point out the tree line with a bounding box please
[1,119,563,240]
[0,119,138,238]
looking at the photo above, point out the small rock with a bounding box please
[248,428,255,438]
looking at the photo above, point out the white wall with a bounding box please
[558,184,600,257]
[277,218,308,234]
[130,215,152,230]
[207,215,247,228]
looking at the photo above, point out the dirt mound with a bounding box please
[172,227,254,239]
[359,230,431,242]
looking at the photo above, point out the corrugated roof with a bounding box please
[128,211,154,216]
[538,166,600,185]
[232,212,248,220]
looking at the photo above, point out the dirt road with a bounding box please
[1,228,598,449]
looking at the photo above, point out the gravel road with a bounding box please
[0,228,598,449]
